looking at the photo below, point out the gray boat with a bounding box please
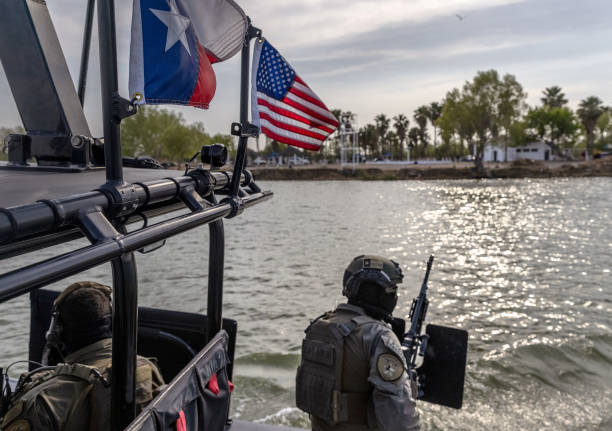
[0,0,292,429]
[0,1,468,429]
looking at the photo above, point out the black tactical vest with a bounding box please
[296,309,383,427]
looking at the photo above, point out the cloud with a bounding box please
[241,0,525,48]
[1,0,611,138]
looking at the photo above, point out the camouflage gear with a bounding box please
[298,304,419,431]
[1,339,164,431]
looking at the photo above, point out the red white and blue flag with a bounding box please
[129,0,247,108]
[251,39,339,151]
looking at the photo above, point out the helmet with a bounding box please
[43,281,112,362]
[342,255,404,300]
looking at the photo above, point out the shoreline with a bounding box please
[250,159,612,181]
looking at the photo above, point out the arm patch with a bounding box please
[376,353,404,382]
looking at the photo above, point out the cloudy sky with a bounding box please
[1,0,611,137]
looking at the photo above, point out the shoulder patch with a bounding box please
[380,330,405,362]
[377,353,404,382]
[5,419,31,431]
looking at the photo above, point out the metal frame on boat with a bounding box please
[0,0,270,429]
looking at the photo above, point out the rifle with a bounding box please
[400,255,469,409]
[402,255,434,399]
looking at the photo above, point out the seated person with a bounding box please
[1,281,164,431]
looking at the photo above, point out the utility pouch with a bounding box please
[125,331,231,431]
[295,317,356,425]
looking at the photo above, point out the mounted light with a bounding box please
[201,144,228,169]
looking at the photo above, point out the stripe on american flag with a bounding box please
[256,95,335,133]
[256,91,336,149]
[251,39,338,150]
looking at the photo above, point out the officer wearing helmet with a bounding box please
[1,281,164,431]
[296,255,420,431]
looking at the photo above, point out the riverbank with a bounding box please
[250,158,612,181]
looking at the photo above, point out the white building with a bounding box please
[482,141,557,162]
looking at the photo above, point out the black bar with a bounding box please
[178,190,226,342]
[78,0,96,105]
[207,220,224,341]
[229,30,252,197]
[111,249,139,430]
[97,0,123,184]
[0,170,244,244]
[0,200,188,260]
[0,195,284,301]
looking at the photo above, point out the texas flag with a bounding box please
[129,0,247,108]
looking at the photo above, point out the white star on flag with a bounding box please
[150,0,191,56]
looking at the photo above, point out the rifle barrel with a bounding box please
[407,255,434,336]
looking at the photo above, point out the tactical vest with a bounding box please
[296,309,383,426]
[1,363,111,431]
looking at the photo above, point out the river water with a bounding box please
[1,178,611,430]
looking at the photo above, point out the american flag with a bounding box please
[251,39,339,151]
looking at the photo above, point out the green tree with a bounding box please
[577,96,605,160]
[413,106,430,157]
[541,86,568,108]
[438,88,476,161]
[121,106,222,162]
[596,109,612,149]
[437,71,496,173]
[359,124,378,158]
[525,106,579,158]
[407,127,420,160]
[497,74,527,161]
[392,114,409,159]
[427,102,443,147]
[437,70,526,173]
[374,114,390,157]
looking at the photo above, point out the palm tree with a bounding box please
[374,114,390,157]
[392,114,409,160]
[427,102,443,147]
[359,124,378,158]
[541,86,568,108]
[577,96,605,160]
[413,106,430,155]
[408,127,420,160]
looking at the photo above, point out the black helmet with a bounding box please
[342,255,404,300]
[43,281,112,362]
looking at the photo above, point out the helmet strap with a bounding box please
[42,308,65,365]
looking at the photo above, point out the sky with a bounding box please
[1,0,611,138]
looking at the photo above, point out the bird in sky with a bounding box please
[455,14,465,21]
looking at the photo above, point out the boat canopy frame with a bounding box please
[0,0,269,429]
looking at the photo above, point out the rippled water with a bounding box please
[1,178,611,430]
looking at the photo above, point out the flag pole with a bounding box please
[229,20,261,199]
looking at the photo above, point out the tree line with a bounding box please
[2,70,611,170]
[328,70,611,173]
[0,108,234,165]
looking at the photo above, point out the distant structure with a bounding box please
[339,127,360,171]
[482,141,558,162]
[337,113,360,171]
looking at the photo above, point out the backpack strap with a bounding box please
[53,363,110,387]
